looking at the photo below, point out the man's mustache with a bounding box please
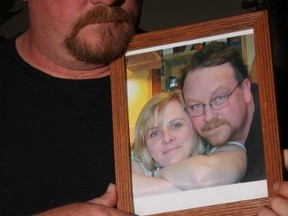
[201,119,229,131]
[71,6,133,36]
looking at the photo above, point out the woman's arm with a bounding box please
[131,160,181,197]
[132,173,181,197]
[154,144,247,190]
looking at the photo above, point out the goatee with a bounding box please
[64,6,135,65]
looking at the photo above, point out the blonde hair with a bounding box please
[132,89,216,171]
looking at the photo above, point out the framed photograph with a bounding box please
[110,11,283,215]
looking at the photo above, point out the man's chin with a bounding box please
[203,131,230,146]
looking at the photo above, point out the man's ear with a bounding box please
[241,78,252,103]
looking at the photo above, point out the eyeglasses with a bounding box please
[185,80,243,117]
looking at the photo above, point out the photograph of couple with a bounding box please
[126,33,267,215]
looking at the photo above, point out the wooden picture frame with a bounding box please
[110,10,283,215]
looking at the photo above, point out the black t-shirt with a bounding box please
[241,83,266,182]
[0,39,115,215]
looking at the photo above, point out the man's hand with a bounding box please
[256,149,288,216]
[88,183,117,207]
[257,181,288,216]
[34,184,133,216]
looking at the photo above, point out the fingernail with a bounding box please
[256,205,270,214]
[107,183,115,192]
[273,181,280,192]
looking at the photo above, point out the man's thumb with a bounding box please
[88,183,117,207]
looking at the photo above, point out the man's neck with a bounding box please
[236,98,255,144]
[16,32,110,79]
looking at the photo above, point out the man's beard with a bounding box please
[64,6,135,65]
[200,119,237,146]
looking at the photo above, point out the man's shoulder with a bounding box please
[0,38,15,49]
[242,82,266,182]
